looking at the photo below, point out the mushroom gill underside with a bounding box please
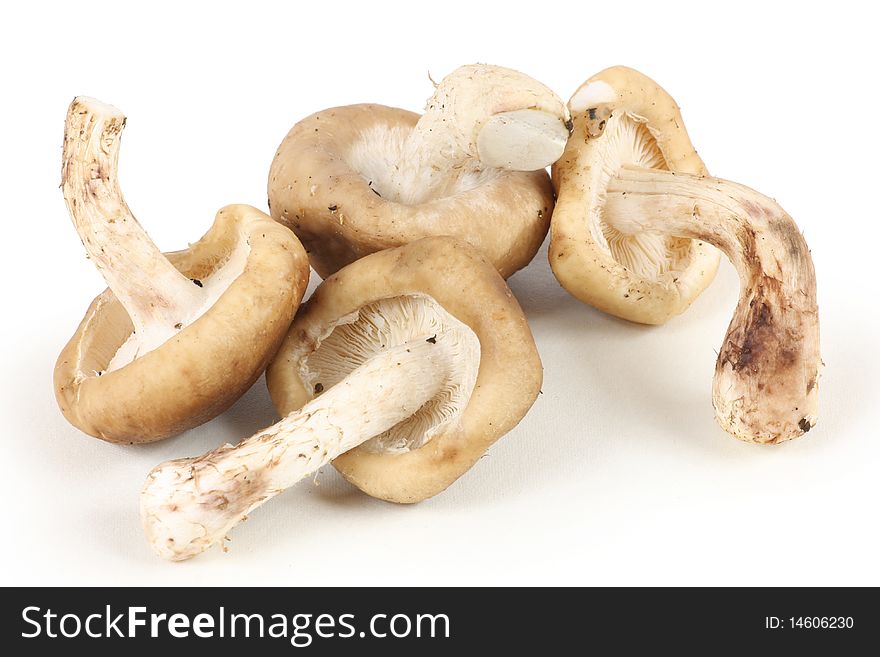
[301,294,481,453]
[592,113,692,280]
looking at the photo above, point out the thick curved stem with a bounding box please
[388,65,569,202]
[141,335,451,561]
[61,97,205,337]
[606,166,820,444]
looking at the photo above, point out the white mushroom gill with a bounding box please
[591,113,692,280]
[62,97,250,375]
[302,295,481,454]
[346,64,569,205]
[141,327,470,561]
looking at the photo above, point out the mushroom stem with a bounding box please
[605,166,820,444]
[386,65,570,202]
[61,97,205,339]
[141,333,453,561]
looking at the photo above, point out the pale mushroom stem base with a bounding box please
[62,97,206,340]
[386,110,568,204]
[377,64,569,202]
[141,335,451,561]
[606,166,820,444]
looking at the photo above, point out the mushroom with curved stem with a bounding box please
[268,63,571,279]
[551,68,820,444]
[142,237,543,560]
[55,97,311,442]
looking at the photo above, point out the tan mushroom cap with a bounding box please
[550,66,721,324]
[55,204,310,443]
[267,236,542,503]
[268,104,554,280]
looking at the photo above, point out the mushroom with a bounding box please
[141,237,542,560]
[55,97,310,442]
[550,66,720,325]
[552,68,820,443]
[268,63,571,279]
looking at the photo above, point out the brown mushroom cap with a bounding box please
[268,104,554,280]
[266,236,542,503]
[55,204,310,443]
[550,66,721,324]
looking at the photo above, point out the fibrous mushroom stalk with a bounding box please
[141,333,457,561]
[605,166,820,443]
[62,97,213,371]
[351,64,570,204]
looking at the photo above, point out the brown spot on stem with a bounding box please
[733,299,772,371]
[739,198,769,220]
[720,276,795,376]
[770,215,809,260]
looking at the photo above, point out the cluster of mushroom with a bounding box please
[55,63,819,561]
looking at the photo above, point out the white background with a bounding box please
[1,0,878,586]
